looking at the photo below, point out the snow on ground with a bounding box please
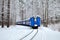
[48,23,60,31]
[0,25,60,40]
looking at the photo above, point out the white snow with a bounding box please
[0,25,60,40]
[48,23,60,31]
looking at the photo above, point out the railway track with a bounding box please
[30,29,38,40]
[20,29,38,40]
[20,29,34,40]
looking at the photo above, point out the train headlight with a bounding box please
[34,24,37,27]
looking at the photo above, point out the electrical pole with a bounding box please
[7,0,10,27]
[1,0,4,28]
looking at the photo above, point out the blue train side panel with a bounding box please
[29,17,35,27]
[36,16,41,27]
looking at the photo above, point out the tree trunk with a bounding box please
[7,0,10,27]
[45,0,48,27]
[1,0,4,28]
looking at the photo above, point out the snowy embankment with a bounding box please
[48,23,60,31]
[0,25,60,40]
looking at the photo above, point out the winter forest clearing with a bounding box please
[0,0,60,40]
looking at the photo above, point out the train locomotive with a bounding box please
[16,16,41,29]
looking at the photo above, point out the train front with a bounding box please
[29,16,41,29]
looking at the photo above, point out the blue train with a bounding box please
[16,16,41,29]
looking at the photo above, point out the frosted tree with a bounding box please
[7,0,10,27]
[1,0,4,28]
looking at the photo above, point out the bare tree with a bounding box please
[7,0,10,27]
[19,0,24,21]
[32,0,34,16]
[1,0,4,28]
[21,8,24,21]
[44,0,48,27]
[46,0,48,27]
